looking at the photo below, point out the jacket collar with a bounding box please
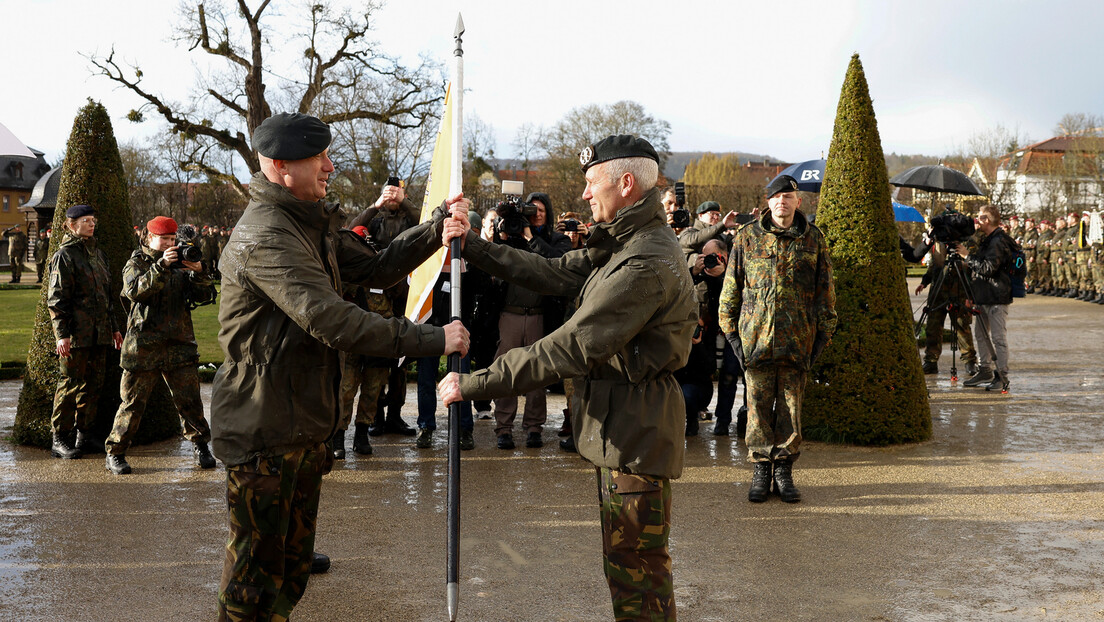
[757,208,809,239]
[60,231,96,252]
[585,188,663,265]
[249,172,342,231]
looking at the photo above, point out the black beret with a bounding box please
[766,174,799,199]
[525,192,552,211]
[66,204,95,219]
[696,201,720,214]
[579,135,659,172]
[253,113,332,160]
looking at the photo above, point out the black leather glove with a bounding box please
[725,332,745,369]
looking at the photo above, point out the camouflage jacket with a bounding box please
[119,246,216,371]
[5,230,28,256]
[1036,230,1053,262]
[459,188,697,479]
[718,210,837,370]
[47,233,119,347]
[211,173,449,466]
[35,236,50,262]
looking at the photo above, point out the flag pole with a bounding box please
[446,13,464,622]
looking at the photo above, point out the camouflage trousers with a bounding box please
[105,364,211,456]
[744,366,807,463]
[51,345,109,435]
[218,443,333,622]
[1094,263,1104,292]
[36,260,45,283]
[337,357,388,430]
[923,300,976,365]
[8,255,22,282]
[597,467,675,622]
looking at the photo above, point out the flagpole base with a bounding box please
[447,582,458,621]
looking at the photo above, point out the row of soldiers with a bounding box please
[1012,212,1104,304]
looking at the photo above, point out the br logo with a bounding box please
[800,170,821,181]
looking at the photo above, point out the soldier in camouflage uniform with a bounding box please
[1091,212,1104,304]
[718,175,837,504]
[47,205,123,459]
[103,216,218,475]
[1050,218,1068,295]
[35,228,50,283]
[348,184,423,437]
[1021,218,1038,293]
[213,114,468,621]
[1075,212,1094,300]
[440,135,694,620]
[1036,220,1055,294]
[4,224,28,283]
[331,226,395,459]
[1060,214,1079,297]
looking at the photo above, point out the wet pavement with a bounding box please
[1,280,1103,621]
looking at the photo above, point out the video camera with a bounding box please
[929,209,975,245]
[495,180,538,239]
[674,182,686,208]
[171,224,204,269]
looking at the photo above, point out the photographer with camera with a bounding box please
[956,205,1017,393]
[488,188,571,449]
[104,217,218,474]
[348,177,422,438]
[679,201,739,257]
[915,208,979,376]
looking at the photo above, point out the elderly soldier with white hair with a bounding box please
[439,134,696,620]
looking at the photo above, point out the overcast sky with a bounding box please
[4,0,1103,167]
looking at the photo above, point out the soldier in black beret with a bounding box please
[214,112,471,618]
[440,133,695,619]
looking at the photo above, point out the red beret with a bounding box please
[351,226,369,238]
[147,216,178,235]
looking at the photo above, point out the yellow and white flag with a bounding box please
[405,83,457,323]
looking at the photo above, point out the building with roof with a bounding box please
[1,149,51,230]
[994,136,1104,219]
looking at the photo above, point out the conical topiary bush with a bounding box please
[803,54,931,445]
[14,100,180,448]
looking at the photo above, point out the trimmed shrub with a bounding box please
[14,100,182,447]
[803,55,931,445]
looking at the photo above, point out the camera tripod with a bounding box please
[914,250,992,381]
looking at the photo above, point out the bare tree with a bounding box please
[89,1,444,199]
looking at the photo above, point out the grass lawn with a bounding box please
[0,286,224,365]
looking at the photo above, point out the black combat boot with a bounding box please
[193,441,217,469]
[559,434,577,453]
[712,416,730,436]
[352,423,373,456]
[558,408,572,437]
[965,361,979,377]
[685,414,699,437]
[105,454,132,475]
[922,361,938,374]
[773,461,801,503]
[51,432,81,459]
[329,430,346,460]
[310,551,331,574]
[415,428,433,449]
[385,416,417,436]
[748,462,773,503]
[74,430,102,454]
[460,429,475,451]
[526,431,543,448]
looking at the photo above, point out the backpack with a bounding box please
[1006,239,1027,298]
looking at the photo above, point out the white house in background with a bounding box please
[994,136,1104,218]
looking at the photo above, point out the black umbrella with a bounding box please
[889,164,984,196]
